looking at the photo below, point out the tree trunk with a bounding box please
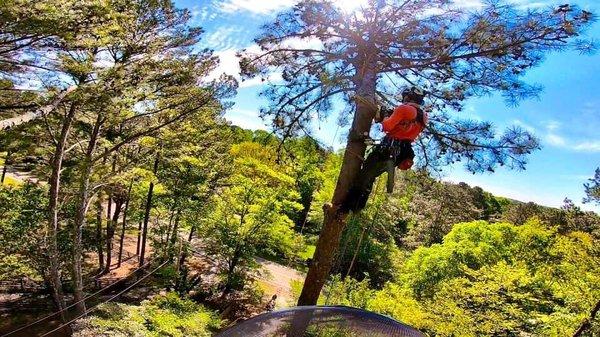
[46,102,78,321]
[168,210,181,260]
[95,195,104,272]
[117,183,132,268]
[139,154,159,267]
[164,208,176,248]
[104,198,123,274]
[297,64,377,306]
[175,225,196,293]
[223,249,241,296]
[1,150,10,184]
[297,194,313,233]
[136,220,142,255]
[102,156,118,273]
[71,114,102,315]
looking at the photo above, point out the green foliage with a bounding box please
[584,168,600,205]
[0,183,47,280]
[308,152,343,229]
[73,293,221,337]
[325,220,600,336]
[201,141,305,292]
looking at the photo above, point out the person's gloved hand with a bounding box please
[398,158,413,170]
[375,106,394,123]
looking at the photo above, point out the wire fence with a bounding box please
[1,258,162,337]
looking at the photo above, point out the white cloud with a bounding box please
[513,119,536,133]
[202,26,246,51]
[207,46,283,89]
[543,120,561,132]
[219,0,296,15]
[546,134,567,147]
[225,109,268,130]
[452,0,485,9]
[207,48,240,81]
[538,120,600,153]
[573,141,600,153]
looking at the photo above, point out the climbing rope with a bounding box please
[324,177,387,305]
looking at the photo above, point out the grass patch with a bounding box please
[299,244,316,260]
[2,175,22,187]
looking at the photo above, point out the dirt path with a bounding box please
[255,258,304,308]
[0,165,39,184]
[188,238,305,308]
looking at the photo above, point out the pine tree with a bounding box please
[241,0,594,305]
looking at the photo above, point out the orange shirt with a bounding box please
[381,104,426,141]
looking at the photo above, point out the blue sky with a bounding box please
[176,0,599,212]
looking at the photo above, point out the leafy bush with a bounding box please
[324,220,600,337]
[73,293,221,337]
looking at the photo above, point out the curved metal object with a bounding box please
[217,305,425,337]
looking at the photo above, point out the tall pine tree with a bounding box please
[241,0,594,305]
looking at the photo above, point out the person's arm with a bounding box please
[382,105,417,133]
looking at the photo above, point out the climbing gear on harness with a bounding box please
[375,106,394,123]
[401,86,427,105]
[341,136,415,212]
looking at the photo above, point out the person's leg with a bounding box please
[343,145,390,211]
[394,141,415,167]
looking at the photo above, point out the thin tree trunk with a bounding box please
[176,224,196,291]
[106,196,112,229]
[1,150,10,184]
[117,183,132,268]
[46,103,77,322]
[573,299,600,337]
[95,195,104,272]
[179,226,195,266]
[139,154,159,267]
[297,194,313,233]
[71,114,103,315]
[136,220,142,255]
[169,211,181,260]
[164,208,176,248]
[103,156,117,273]
[104,199,123,274]
[223,249,241,296]
[297,65,377,306]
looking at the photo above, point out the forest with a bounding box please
[1,0,599,336]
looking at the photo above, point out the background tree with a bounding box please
[584,168,600,205]
[201,141,304,295]
[241,0,594,304]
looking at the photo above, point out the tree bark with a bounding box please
[139,154,159,267]
[168,210,181,260]
[71,114,102,315]
[46,103,77,322]
[0,86,76,130]
[1,150,10,184]
[117,183,132,268]
[136,220,142,255]
[104,198,123,274]
[95,195,104,272]
[297,64,377,306]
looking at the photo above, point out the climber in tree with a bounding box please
[342,86,428,212]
